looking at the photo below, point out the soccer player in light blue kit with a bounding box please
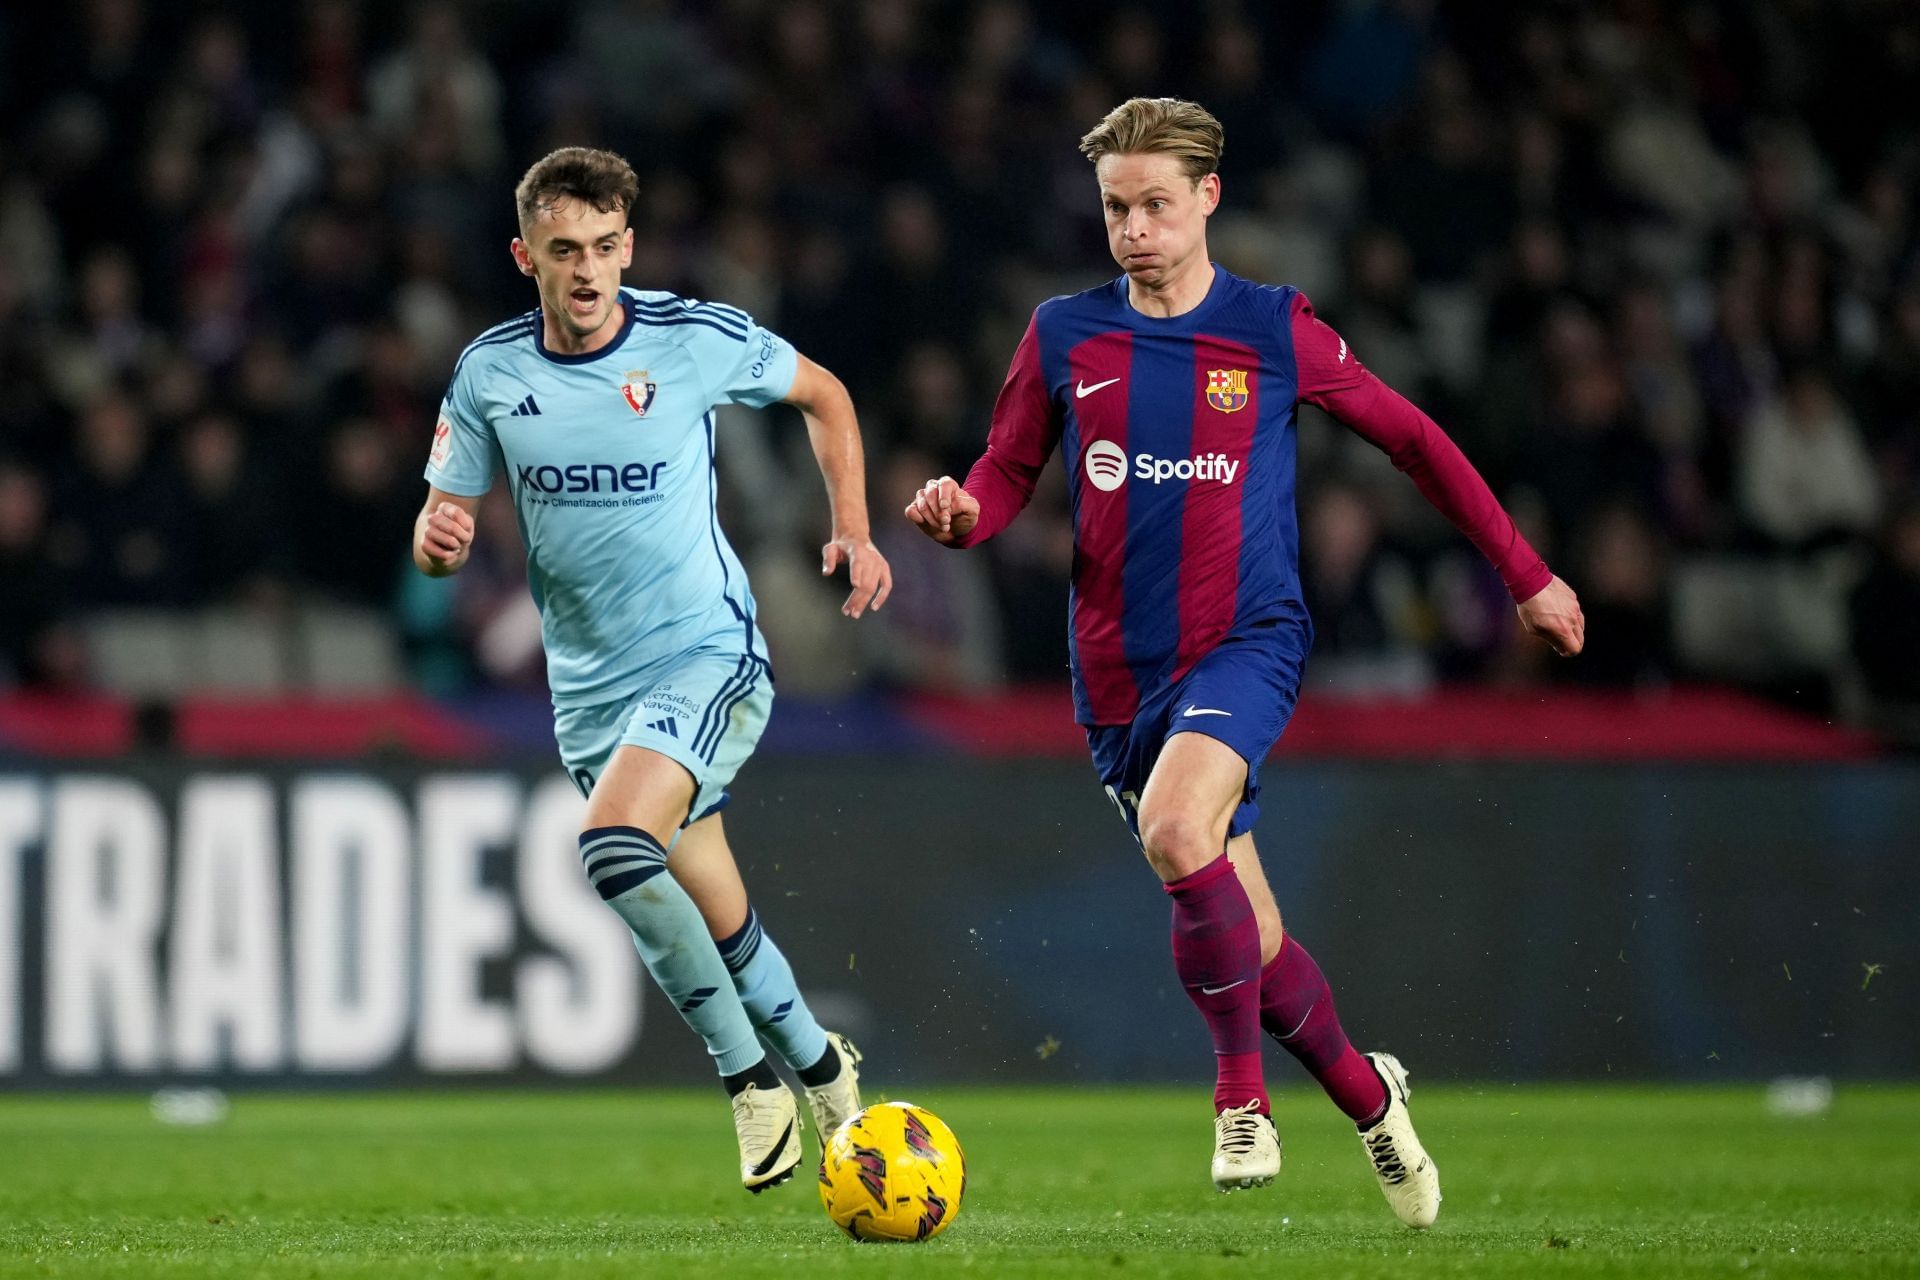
[412,148,892,1192]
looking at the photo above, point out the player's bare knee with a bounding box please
[1256,914,1284,965]
[1138,806,1223,881]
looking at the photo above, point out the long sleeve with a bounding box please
[1290,292,1553,603]
[953,314,1061,548]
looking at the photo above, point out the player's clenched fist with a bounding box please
[903,476,980,545]
[1517,575,1586,656]
[419,501,475,572]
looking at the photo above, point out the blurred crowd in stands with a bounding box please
[0,0,1917,739]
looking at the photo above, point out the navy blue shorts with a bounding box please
[1085,617,1308,841]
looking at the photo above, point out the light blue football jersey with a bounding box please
[424,287,799,707]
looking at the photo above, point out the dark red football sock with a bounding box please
[1259,935,1388,1126]
[1165,853,1268,1115]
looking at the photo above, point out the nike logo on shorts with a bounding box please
[1200,979,1247,995]
[1182,705,1232,718]
[1076,377,1121,399]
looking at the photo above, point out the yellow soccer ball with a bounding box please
[817,1101,966,1243]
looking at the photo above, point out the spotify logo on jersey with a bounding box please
[1083,439,1129,491]
[1081,438,1244,492]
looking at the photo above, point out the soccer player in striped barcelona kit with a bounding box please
[413,148,893,1192]
[907,99,1585,1223]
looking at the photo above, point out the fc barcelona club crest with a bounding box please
[622,370,658,416]
[1206,368,1250,414]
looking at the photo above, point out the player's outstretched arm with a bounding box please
[1517,575,1585,656]
[904,477,981,546]
[1288,291,1586,657]
[413,488,480,577]
[782,354,893,618]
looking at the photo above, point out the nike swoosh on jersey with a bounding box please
[1200,979,1247,995]
[1075,377,1121,399]
[1182,705,1233,717]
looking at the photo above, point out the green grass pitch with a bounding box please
[1,1085,1915,1277]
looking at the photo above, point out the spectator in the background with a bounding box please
[145,340,211,437]
[1769,233,1833,370]
[1737,364,1880,548]
[1486,219,1575,348]
[297,418,412,607]
[1335,227,1434,407]
[1615,282,1711,541]
[134,136,200,320]
[46,394,186,607]
[1564,503,1669,688]
[891,342,983,476]
[1515,302,1663,541]
[867,448,1002,692]
[1832,165,1913,318]
[391,224,468,375]
[231,332,303,453]
[778,226,870,391]
[77,246,155,375]
[453,490,544,689]
[0,151,64,311]
[1304,0,1435,141]
[0,258,61,464]
[177,411,282,606]
[1849,501,1920,735]
[1508,110,1576,226]
[388,105,498,269]
[273,205,383,352]
[296,0,368,129]
[327,320,433,445]
[366,1,503,176]
[1370,53,1509,284]
[30,0,154,258]
[702,210,781,329]
[40,247,158,407]
[571,0,733,144]
[1096,9,1166,90]
[1192,13,1284,173]
[1301,483,1395,660]
[1603,67,1742,244]
[1864,286,1920,486]
[851,186,983,363]
[0,461,82,686]
[1477,219,1578,467]
[1693,262,1776,450]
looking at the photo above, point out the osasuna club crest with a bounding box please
[1206,368,1250,414]
[622,369,658,416]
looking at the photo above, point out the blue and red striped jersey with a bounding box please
[955,267,1551,726]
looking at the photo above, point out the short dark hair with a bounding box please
[514,147,639,232]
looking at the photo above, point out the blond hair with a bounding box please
[1077,97,1224,182]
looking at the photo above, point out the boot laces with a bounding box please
[1365,1127,1408,1185]
[1216,1103,1267,1157]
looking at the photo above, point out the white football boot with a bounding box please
[1211,1101,1281,1191]
[731,1082,802,1193]
[802,1032,864,1142]
[1358,1052,1441,1228]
